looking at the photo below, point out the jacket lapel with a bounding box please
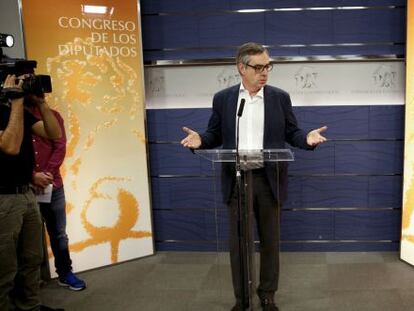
[263,85,271,148]
[227,84,240,148]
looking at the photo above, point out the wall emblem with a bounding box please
[373,65,397,88]
[295,66,318,89]
[217,67,240,88]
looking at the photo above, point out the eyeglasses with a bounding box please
[245,63,273,73]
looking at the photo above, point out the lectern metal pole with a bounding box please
[236,168,249,309]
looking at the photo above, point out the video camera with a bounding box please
[0,33,52,102]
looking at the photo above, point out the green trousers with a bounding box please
[0,190,43,311]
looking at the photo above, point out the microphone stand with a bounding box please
[235,99,250,310]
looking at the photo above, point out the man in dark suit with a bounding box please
[181,42,327,311]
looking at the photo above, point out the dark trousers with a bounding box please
[0,190,43,311]
[228,170,280,302]
[39,187,72,277]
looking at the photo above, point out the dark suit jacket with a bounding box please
[200,84,313,204]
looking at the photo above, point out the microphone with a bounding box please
[235,98,245,173]
[237,98,245,117]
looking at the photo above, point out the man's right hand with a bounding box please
[2,75,25,103]
[0,75,26,155]
[33,172,53,189]
[181,127,202,149]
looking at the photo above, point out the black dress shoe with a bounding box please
[39,305,65,311]
[261,298,278,311]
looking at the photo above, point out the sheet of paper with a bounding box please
[36,184,53,203]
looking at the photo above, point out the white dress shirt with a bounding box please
[236,83,264,151]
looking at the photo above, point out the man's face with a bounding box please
[238,51,270,92]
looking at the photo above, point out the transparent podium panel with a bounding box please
[196,149,294,163]
[195,149,294,310]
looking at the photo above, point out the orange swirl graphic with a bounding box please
[69,177,152,263]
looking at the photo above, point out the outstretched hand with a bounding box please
[306,126,328,147]
[181,127,202,149]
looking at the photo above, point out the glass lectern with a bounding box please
[195,149,294,311]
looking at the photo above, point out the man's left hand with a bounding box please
[26,94,46,107]
[306,126,328,147]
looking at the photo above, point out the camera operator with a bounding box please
[0,74,63,311]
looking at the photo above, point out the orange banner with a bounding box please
[402,0,414,264]
[21,0,153,273]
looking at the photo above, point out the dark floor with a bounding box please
[40,251,414,311]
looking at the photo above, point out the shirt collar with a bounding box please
[239,83,264,99]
